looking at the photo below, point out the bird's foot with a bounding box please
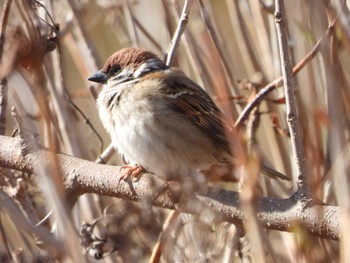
[118,164,145,182]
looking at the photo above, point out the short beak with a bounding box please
[87,70,107,84]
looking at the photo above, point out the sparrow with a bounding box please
[88,47,289,183]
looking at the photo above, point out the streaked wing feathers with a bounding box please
[162,70,231,150]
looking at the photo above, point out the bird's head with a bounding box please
[88,47,168,85]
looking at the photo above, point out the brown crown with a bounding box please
[102,47,160,73]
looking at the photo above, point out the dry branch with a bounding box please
[234,20,336,127]
[0,135,346,241]
[274,0,308,193]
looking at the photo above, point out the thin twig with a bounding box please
[234,20,335,127]
[68,97,104,153]
[274,0,308,194]
[165,0,194,66]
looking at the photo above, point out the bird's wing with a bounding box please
[158,70,231,151]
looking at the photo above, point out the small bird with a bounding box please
[88,47,288,183]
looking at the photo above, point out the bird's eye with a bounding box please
[109,65,121,76]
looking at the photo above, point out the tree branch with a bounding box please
[234,19,335,128]
[0,135,347,240]
[274,0,308,193]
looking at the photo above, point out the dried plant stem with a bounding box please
[149,210,179,263]
[235,20,335,127]
[0,0,12,135]
[165,0,194,66]
[0,214,12,261]
[0,187,63,256]
[226,0,261,77]
[332,0,350,42]
[0,0,11,59]
[274,0,307,193]
[197,0,237,93]
[66,0,100,70]
[0,79,7,135]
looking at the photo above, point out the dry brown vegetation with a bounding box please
[0,0,350,262]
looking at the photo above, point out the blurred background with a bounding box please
[0,0,350,262]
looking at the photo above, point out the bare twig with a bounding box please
[165,0,194,66]
[0,135,347,240]
[234,20,335,127]
[274,0,307,194]
[68,97,104,153]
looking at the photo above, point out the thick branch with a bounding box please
[0,135,347,240]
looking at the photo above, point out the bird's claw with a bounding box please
[118,165,144,183]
